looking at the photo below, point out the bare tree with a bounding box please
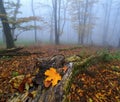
[69,0,96,44]
[37,0,68,44]
[102,0,112,45]
[52,0,68,44]
[52,0,59,44]
[31,0,37,43]
[49,11,54,43]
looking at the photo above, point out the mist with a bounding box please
[0,0,120,47]
[0,1,120,101]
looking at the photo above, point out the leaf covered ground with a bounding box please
[0,44,120,102]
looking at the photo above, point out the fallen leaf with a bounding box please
[62,66,68,73]
[25,83,29,91]
[44,68,61,87]
[31,90,37,98]
[89,98,93,102]
[18,74,33,93]
[44,81,52,88]
[9,75,24,89]
[1,72,9,78]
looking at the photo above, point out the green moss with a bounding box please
[97,50,120,62]
[63,55,95,102]
[66,55,81,62]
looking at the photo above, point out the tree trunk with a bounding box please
[52,0,60,45]
[118,38,120,48]
[31,0,37,43]
[54,0,59,45]
[102,0,112,45]
[81,0,89,45]
[11,0,20,40]
[0,0,15,48]
[57,0,61,40]
[50,13,54,43]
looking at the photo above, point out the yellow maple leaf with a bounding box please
[44,68,61,87]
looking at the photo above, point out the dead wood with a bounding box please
[8,55,96,102]
[58,46,82,51]
[0,47,24,54]
[36,63,73,102]
[0,52,44,57]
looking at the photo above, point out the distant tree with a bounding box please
[31,0,37,43]
[69,0,97,44]
[0,0,15,48]
[112,2,120,47]
[118,38,120,47]
[49,11,54,43]
[102,0,112,45]
[38,0,68,44]
[52,0,68,44]
[52,0,59,44]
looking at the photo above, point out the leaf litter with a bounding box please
[0,45,120,102]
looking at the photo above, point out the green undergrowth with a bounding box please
[97,50,120,61]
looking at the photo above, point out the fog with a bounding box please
[0,0,120,47]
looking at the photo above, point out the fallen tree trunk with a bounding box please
[36,63,73,102]
[32,55,96,102]
[0,52,44,57]
[0,47,23,54]
[0,47,45,58]
[8,55,97,102]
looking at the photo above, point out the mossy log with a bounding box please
[36,63,73,102]
[36,55,96,102]
[8,55,97,102]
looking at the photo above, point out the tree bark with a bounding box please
[102,0,112,45]
[54,0,59,45]
[52,0,60,45]
[31,0,37,43]
[0,0,15,48]
[50,12,54,43]
[57,0,61,41]
[11,0,20,40]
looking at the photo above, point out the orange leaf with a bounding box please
[62,66,68,73]
[44,68,61,87]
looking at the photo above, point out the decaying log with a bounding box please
[0,52,44,57]
[33,55,96,102]
[36,63,73,102]
[8,55,97,102]
[0,47,23,54]
[0,47,45,57]
[58,46,82,51]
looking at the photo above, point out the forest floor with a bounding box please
[0,44,120,102]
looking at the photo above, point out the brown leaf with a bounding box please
[1,72,9,78]
[18,74,33,93]
[62,66,68,73]
[44,81,52,88]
